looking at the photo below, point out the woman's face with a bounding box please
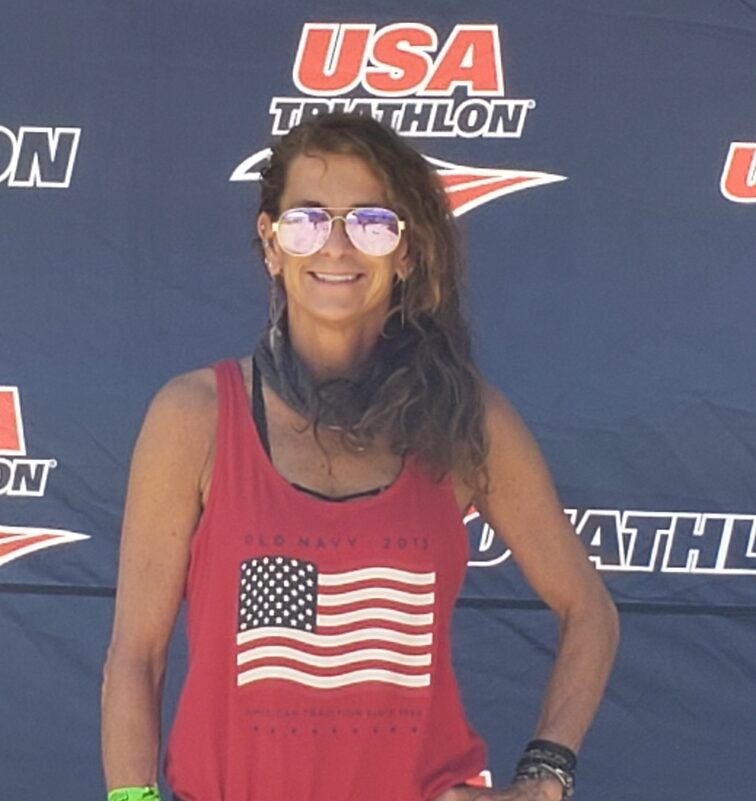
[257,150,409,336]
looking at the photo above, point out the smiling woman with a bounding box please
[101,113,618,801]
[253,114,490,488]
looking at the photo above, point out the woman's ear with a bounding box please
[257,212,280,276]
[395,249,412,282]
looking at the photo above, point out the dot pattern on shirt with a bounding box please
[238,555,318,633]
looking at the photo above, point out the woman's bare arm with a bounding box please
[101,370,215,788]
[436,386,620,801]
[475,384,619,751]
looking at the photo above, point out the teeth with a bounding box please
[313,273,359,283]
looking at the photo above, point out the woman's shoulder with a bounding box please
[131,364,232,499]
[149,365,218,420]
[139,362,241,453]
[472,379,562,519]
[448,380,511,503]
[476,379,543,468]
[478,380,522,430]
[143,357,252,442]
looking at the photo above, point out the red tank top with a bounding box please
[165,360,487,801]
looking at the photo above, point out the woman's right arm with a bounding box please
[101,371,216,789]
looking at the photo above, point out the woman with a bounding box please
[102,113,618,801]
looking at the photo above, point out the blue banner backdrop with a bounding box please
[1,2,755,800]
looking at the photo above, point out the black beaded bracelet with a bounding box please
[525,739,577,770]
[513,739,577,800]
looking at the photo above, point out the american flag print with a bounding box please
[236,554,436,690]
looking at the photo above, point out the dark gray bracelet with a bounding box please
[514,739,577,799]
[514,762,575,798]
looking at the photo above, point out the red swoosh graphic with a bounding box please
[425,156,566,216]
[230,149,566,217]
[0,525,89,568]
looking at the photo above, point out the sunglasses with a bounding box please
[271,206,406,257]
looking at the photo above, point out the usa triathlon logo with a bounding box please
[274,22,529,138]
[0,386,89,567]
[231,21,566,210]
[465,507,756,575]
[0,126,80,188]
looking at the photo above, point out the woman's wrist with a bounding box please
[513,739,577,800]
[107,786,161,801]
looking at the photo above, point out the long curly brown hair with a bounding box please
[258,113,488,493]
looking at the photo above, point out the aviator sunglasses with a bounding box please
[271,206,406,257]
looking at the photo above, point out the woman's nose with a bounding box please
[319,216,352,255]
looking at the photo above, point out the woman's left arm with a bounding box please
[473,383,620,751]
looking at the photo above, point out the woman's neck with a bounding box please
[287,317,382,381]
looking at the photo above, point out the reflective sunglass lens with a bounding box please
[275,208,330,255]
[346,208,402,256]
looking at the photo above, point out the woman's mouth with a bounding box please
[310,272,361,284]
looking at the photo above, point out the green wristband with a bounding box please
[107,787,161,801]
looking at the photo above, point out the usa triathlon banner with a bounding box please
[1,2,754,800]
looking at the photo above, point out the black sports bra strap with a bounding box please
[251,356,271,459]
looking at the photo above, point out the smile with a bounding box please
[310,272,361,284]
